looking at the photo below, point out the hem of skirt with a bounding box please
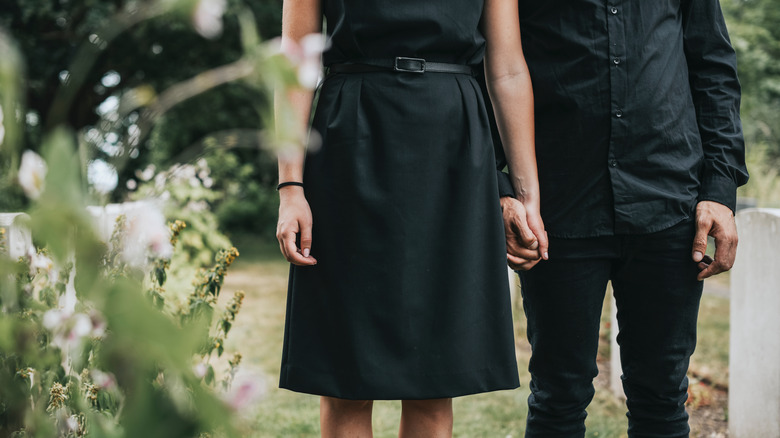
[278,363,521,400]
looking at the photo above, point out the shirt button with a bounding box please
[613,57,621,65]
[610,160,618,168]
[610,6,618,14]
[615,109,623,118]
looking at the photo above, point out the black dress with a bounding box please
[280,0,519,400]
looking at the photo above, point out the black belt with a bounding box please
[327,57,475,76]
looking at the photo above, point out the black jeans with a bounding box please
[518,219,703,438]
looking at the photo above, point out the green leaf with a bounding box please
[204,365,215,386]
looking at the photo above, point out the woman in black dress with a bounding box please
[275,0,545,435]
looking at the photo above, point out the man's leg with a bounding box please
[519,245,613,438]
[612,220,703,438]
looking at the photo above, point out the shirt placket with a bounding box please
[605,0,630,232]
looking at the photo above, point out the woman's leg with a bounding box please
[399,398,453,438]
[320,397,374,438]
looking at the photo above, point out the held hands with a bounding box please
[692,200,738,280]
[500,196,549,271]
[276,188,317,266]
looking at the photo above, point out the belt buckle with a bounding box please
[394,57,426,73]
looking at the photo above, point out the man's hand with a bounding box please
[500,196,549,271]
[692,200,738,280]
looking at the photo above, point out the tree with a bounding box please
[1,0,284,236]
[722,0,780,162]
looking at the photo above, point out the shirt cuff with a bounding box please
[698,174,739,213]
[496,170,514,198]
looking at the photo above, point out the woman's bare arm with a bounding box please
[275,0,322,266]
[482,0,548,266]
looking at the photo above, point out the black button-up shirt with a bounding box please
[495,0,749,238]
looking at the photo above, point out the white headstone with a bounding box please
[729,208,780,437]
[508,266,519,304]
[86,200,157,242]
[0,213,32,258]
[609,284,626,399]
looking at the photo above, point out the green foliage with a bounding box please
[0,30,26,211]
[0,0,303,434]
[129,159,235,298]
[1,0,285,234]
[207,146,279,238]
[722,0,780,163]
[0,134,247,437]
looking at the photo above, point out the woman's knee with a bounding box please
[321,396,373,415]
[401,398,453,418]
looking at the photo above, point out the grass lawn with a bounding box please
[218,234,728,437]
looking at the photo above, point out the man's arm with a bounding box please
[682,0,750,279]
[682,0,749,209]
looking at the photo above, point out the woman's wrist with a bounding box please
[278,185,306,203]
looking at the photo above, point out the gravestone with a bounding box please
[729,208,780,437]
[609,285,626,399]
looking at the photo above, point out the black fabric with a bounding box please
[519,219,703,436]
[280,0,520,400]
[507,0,749,237]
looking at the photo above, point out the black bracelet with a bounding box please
[277,181,305,191]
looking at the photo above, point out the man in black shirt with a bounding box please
[496,0,749,436]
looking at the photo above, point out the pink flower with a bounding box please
[121,204,174,266]
[43,309,94,351]
[90,370,117,390]
[223,368,266,411]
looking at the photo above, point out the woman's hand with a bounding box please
[276,188,317,266]
[501,196,548,271]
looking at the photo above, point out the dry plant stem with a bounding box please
[140,59,254,124]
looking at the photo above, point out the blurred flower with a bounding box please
[27,248,56,280]
[28,251,53,272]
[43,309,94,351]
[193,362,208,379]
[90,370,117,390]
[65,416,79,433]
[18,150,47,199]
[222,367,266,411]
[122,204,174,265]
[137,164,156,182]
[88,309,107,338]
[279,33,330,89]
[298,34,328,88]
[193,0,226,39]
